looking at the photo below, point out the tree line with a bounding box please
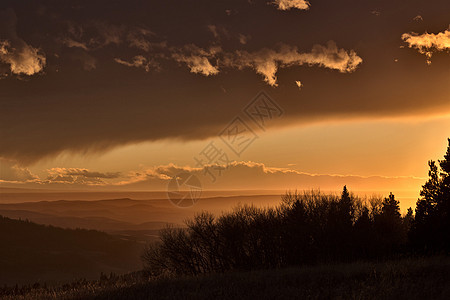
[142,139,450,276]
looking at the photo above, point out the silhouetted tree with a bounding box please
[339,185,354,227]
[403,207,414,238]
[325,186,355,260]
[438,138,450,249]
[382,193,401,220]
[413,138,450,251]
[354,206,375,257]
[284,193,316,264]
[374,193,403,252]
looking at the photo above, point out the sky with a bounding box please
[0,0,449,206]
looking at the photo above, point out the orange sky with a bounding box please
[0,0,449,212]
[2,115,449,212]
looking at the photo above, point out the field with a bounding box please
[2,256,449,299]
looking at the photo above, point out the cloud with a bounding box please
[172,45,221,76]
[60,22,165,73]
[114,55,157,72]
[115,167,174,186]
[127,28,164,52]
[304,42,363,71]
[58,19,361,86]
[51,168,121,179]
[62,38,89,50]
[0,9,46,78]
[61,21,126,51]
[223,41,362,86]
[44,168,121,185]
[272,0,310,11]
[0,160,425,193]
[207,24,250,45]
[62,21,163,54]
[0,41,46,76]
[371,10,381,16]
[110,161,423,192]
[0,158,38,183]
[401,28,450,64]
[169,41,361,85]
[179,56,219,76]
[207,25,221,39]
[238,34,250,45]
[60,23,90,50]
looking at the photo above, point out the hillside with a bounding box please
[0,215,143,285]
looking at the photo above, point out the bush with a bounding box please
[143,188,412,276]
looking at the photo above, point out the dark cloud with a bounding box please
[0,0,449,164]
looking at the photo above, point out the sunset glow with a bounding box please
[1,0,450,295]
[1,1,449,212]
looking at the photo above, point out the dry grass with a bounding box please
[2,255,450,299]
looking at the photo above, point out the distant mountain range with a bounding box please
[0,195,282,245]
[0,195,280,227]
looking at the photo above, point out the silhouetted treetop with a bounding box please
[413,138,450,251]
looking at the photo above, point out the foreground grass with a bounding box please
[3,256,450,299]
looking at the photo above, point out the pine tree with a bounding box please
[374,193,403,250]
[404,207,414,228]
[342,185,350,200]
[339,185,354,226]
[413,138,450,250]
[440,138,450,177]
[438,138,450,211]
[382,193,401,220]
[437,138,450,248]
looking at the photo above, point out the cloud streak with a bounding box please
[170,41,361,84]
[48,168,121,179]
[223,41,362,86]
[105,161,422,192]
[0,161,423,192]
[42,168,122,185]
[114,55,156,72]
[402,28,450,64]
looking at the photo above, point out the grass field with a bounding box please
[2,255,449,299]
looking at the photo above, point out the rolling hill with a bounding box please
[0,215,143,285]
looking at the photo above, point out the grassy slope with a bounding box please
[3,256,450,299]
